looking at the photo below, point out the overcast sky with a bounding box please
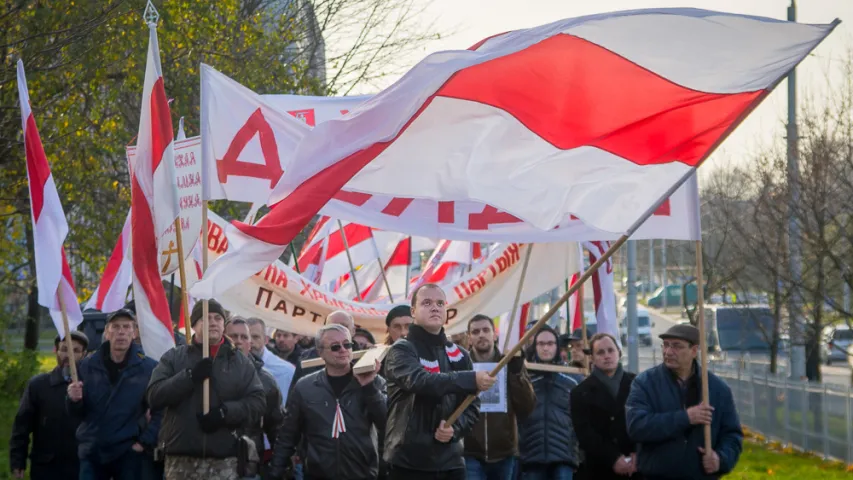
[381,1,853,176]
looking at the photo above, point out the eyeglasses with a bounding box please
[328,342,354,352]
[661,342,689,352]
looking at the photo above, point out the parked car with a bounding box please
[648,284,697,308]
[824,324,853,365]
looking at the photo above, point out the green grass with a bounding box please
[729,440,852,478]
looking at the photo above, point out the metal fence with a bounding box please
[708,361,853,463]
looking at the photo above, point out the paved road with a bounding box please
[632,306,852,387]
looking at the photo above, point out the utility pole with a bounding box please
[627,240,639,373]
[649,240,655,297]
[787,0,805,380]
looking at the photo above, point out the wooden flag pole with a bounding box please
[337,220,362,299]
[579,279,589,374]
[446,235,630,424]
[378,257,395,302]
[56,287,79,383]
[404,236,412,299]
[201,203,210,413]
[695,240,712,450]
[173,218,192,341]
[502,244,534,352]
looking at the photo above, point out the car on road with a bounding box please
[824,324,853,365]
[619,307,654,346]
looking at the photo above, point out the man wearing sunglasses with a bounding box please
[625,324,743,479]
[267,323,386,480]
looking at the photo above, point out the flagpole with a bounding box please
[289,243,301,274]
[337,220,362,300]
[173,218,192,341]
[579,278,589,374]
[369,233,395,302]
[563,278,571,334]
[56,287,79,383]
[695,240,711,451]
[502,244,534,352]
[404,236,412,299]
[201,203,210,413]
[445,167,699,426]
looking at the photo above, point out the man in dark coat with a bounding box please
[384,283,495,480]
[626,324,743,479]
[67,309,161,479]
[571,333,639,479]
[10,331,88,479]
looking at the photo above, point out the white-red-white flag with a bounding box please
[498,302,531,351]
[86,211,132,312]
[17,60,83,337]
[129,24,180,360]
[297,216,377,285]
[192,9,836,300]
[585,241,620,347]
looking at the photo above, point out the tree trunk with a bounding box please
[806,256,824,383]
[24,219,40,351]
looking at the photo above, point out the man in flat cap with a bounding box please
[625,324,743,479]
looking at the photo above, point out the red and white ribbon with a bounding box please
[331,400,347,438]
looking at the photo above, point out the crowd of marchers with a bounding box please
[9,282,743,480]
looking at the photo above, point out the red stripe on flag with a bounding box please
[24,114,50,222]
[96,233,127,310]
[60,249,77,291]
[436,34,763,167]
[386,237,410,267]
[131,178,173,334]
[149,77,174,173]
[382,197,413,216]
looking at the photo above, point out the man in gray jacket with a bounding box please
[267,323,386,480]
[146,300,266,480]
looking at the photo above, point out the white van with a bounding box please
[620,307,654,346]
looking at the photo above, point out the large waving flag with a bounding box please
[86,211,132,312]
[130,24,180,360]
[17,60,83,337]
[193,9,837,300]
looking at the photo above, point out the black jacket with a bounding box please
[463,349,537,462]
[518,367,584,468]
[268,369,387,479]
[570,368,640,480]
[10,367,80,479]
[383,325,480,472]
[243,353,284,457]
[146,338,266,459]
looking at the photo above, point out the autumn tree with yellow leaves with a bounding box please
[0,0,436,349]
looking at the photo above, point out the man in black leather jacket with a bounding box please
[267,323,386,480]
[384,283,496,480]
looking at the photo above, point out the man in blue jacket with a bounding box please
[626,324,742,479]
[67,308,161,480]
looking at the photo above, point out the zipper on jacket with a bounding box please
[484,412,488,461]
[335,398,342,479]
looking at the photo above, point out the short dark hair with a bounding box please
[410,283,444,308]
[589,332,621,356]
[467,314,495,333]
[245,317,266,330]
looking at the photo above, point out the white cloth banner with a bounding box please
[192,210,579,338]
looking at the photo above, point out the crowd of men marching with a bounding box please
[10,283,744,480]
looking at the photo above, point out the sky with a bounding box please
[384,0,853,177]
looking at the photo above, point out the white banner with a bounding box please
[200,66,700,241]
[192,210,579,338]
[127,136,203,275]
